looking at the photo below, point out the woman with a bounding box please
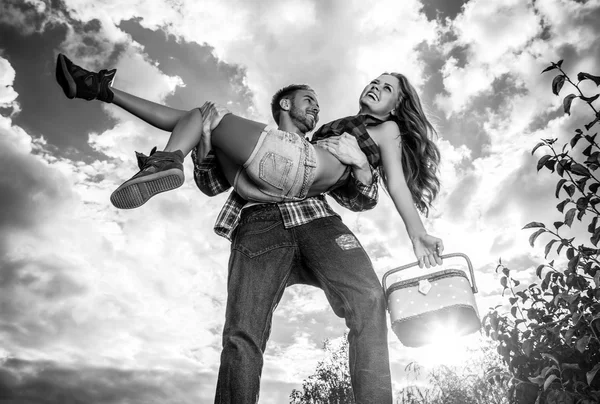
[56,53,443,263]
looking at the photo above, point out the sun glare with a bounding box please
[409,326,482,368]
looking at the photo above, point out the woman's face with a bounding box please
[359,74,401,117]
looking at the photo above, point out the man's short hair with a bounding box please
[270,84,313,124]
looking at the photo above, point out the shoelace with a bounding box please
[135,147,179,170]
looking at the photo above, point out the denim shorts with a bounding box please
[233,126,317,202]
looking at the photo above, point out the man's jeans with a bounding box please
[214,205,392,404]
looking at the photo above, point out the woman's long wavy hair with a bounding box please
[379,72,441,217]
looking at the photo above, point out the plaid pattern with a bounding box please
[192,114,383,240]
[311,114,385,168]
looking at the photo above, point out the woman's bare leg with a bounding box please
[211,114,267,165]
[162,109,205,155]
[111,88,188,132]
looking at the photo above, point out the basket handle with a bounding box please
[382,252,478,294]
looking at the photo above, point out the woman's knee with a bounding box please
[187,108,204,124]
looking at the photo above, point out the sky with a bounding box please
[1,0,599,403]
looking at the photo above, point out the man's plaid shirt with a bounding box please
[192,114,385,240]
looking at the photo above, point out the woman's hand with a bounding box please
[411,233,444,268]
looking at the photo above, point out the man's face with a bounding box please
[289,90,320,133]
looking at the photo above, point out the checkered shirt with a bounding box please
[192,114,383,240]
[311,114,385,168]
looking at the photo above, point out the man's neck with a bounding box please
[278,116,306,136]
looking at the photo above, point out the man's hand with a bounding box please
[316,133,372,185]
[197,102,231,160]
[316,133,367,168]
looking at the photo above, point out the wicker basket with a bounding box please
[382,253,481,347]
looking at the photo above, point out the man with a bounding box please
[195,85,392,404]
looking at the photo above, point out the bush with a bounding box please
[483,60,600,404]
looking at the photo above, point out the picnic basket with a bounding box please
[382,253,481,347]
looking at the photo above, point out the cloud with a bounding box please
[2,0,600,402]
[0,358,214,404]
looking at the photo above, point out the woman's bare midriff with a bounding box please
[307,146,348,197]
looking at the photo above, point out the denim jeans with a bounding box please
[214,204,392,404]
[234,126,317,203]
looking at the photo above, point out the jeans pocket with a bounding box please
[258,152,293,190]
[233,220,293,258]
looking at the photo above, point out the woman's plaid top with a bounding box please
[193,114,385,240]
[311,114,385,168]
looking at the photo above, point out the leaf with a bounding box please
[552,75,566,95]
[564,208,576,227]
[587,363,600,386]
[565,184,576,197]
[563,94,577,115]
[585,117,599,131]
[568,255,579,272]
[523,222,546,229]
[545,239,558,258]
[570,133,582,148]
[581,93,600,103]
[536,264,545,278]
[544,374,559,391]
[529,228,546,247]
[541,353,561,367]
[555,179,567,198]
[542,64,558,74]
[557,160,565,177]
[523,339,533,357]
[571,163,590,177]
[578,72,600,86]
[556,198,569,213]
[537,155,552,171]
[501,276,508,288]
[532,141,545,155]
[576,335,590,353]
[588,216,598,234]
[591,227,600,246]
[590,183,600,194]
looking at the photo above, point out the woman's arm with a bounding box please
[375,121,443,268]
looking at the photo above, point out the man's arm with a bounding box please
[191,102,235,196]
[191,148,231,196]
[315,132,379,211]
[328,167,379,211]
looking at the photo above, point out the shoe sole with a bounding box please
[110,169,184,209]
[56,54,76,99]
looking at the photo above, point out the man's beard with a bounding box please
[289,104,316,133]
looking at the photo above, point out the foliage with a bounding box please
[397,339,510,404]
[483,60,600,404]
[289,335,511,404]
[289,336,354,404]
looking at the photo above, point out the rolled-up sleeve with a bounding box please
[192,148,231,196]
[328,167,379,211]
